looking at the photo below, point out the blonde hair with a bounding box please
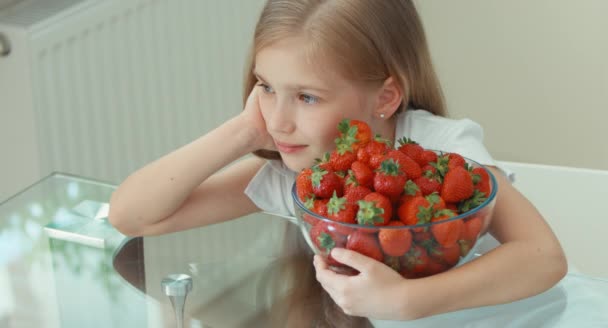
[244,0,446,160]
[243,2,444,325]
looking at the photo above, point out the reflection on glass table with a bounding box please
[2,173,608,328]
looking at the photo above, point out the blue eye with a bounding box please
[299,93,319,104]
[257,83,274,94]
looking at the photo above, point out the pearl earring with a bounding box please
[380,113,385,118]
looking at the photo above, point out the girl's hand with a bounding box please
[313,248,421,320]
[240,87,275,151]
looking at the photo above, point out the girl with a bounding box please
[109,0,567,326]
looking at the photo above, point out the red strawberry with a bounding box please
[472,167,491,197]
[349,161,374,188]
[337,119,372,151]
[401,245,429,276]
[413,229,433,243]
[356,135,391,166]
[461,216,483,241]
[421,150,438,166]
[397,137,426,166]
[378,221,413,257]
[295,168,314,202]
[311,166,344,198]
[397,195,433,226]
[314,152,333,172]
[386,150,422,179]
[431,209,464,248]
[310,221,347,266]
[414,176,441,196]
[373,159,407,198]
[398,180,422,206]
[346,230,384,263]
[312,198,329,217]
[329,148,357,172]
[357,192,392,226]
[368,153,385,170]
[441,166,474,203]
[344,184,372,208]
[429,244,461,266]
[421,164,437,175]
[326,192,357,225]
[425,258,448,275]
[447,153,466,169]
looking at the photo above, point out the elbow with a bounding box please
[108,202,143,237]
[547,245,568,284]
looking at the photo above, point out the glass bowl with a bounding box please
[292,154,498,278]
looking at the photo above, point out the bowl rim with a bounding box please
[291,151,498,230]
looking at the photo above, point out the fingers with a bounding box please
[330,248,375,273]
[313,255,344,290]
[244,86,260,111]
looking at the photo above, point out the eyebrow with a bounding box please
[253,70,331,94]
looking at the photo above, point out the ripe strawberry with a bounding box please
[337,119,372,151]
[421,164,437,175]
[413,229,433,243]
[310,221,347,266]
[349,161,374,188]
[326,192,357,225]
[368,153,385,170]
[386,150,422,179]
[312,198,329,217]
[425,258,448,275]
[397,137,426,166]
[356,135,391,166]
[378,221,413,257]
[448,153,466,169]
[401,245,430,276]
[421,150,438,166]
[357,192,392,226]
[313,152,333,172]
[329,137,357,172]
[296,168,314,202]
[346,230,384,263]
[414,176,441,196]
[373,159,407,198]
[344,184,372,207]
[398,180,422,206]
[441,166,474,203]
[311,166,344,198]
[431,209,464,248]
[397,195,435,226]
[461,216,483,242]
[429,244,461,266]
[472,167,491,197]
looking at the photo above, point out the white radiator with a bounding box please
[0,0,264,198]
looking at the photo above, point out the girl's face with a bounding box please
[254,37,382,172]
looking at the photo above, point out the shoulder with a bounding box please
[397,109,485,150]
[244,159,297,217]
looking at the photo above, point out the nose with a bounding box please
[266,98,296,135]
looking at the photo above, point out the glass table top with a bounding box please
[1,173,608,328]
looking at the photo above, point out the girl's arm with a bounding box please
[109,89,273,236]
[404,166,568,318]
[314,167,568,320]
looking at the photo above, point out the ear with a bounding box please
[374,77,404,119]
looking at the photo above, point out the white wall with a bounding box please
[416,0,608,170]
[0,0,17,10]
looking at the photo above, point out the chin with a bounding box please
[280,154,316,173]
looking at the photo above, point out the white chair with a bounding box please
[477,161,608,278]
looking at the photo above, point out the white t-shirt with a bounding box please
[244,109,514,217]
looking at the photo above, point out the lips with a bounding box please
[275,141,308,154]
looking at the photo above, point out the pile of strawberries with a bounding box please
[295,119,494,277]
